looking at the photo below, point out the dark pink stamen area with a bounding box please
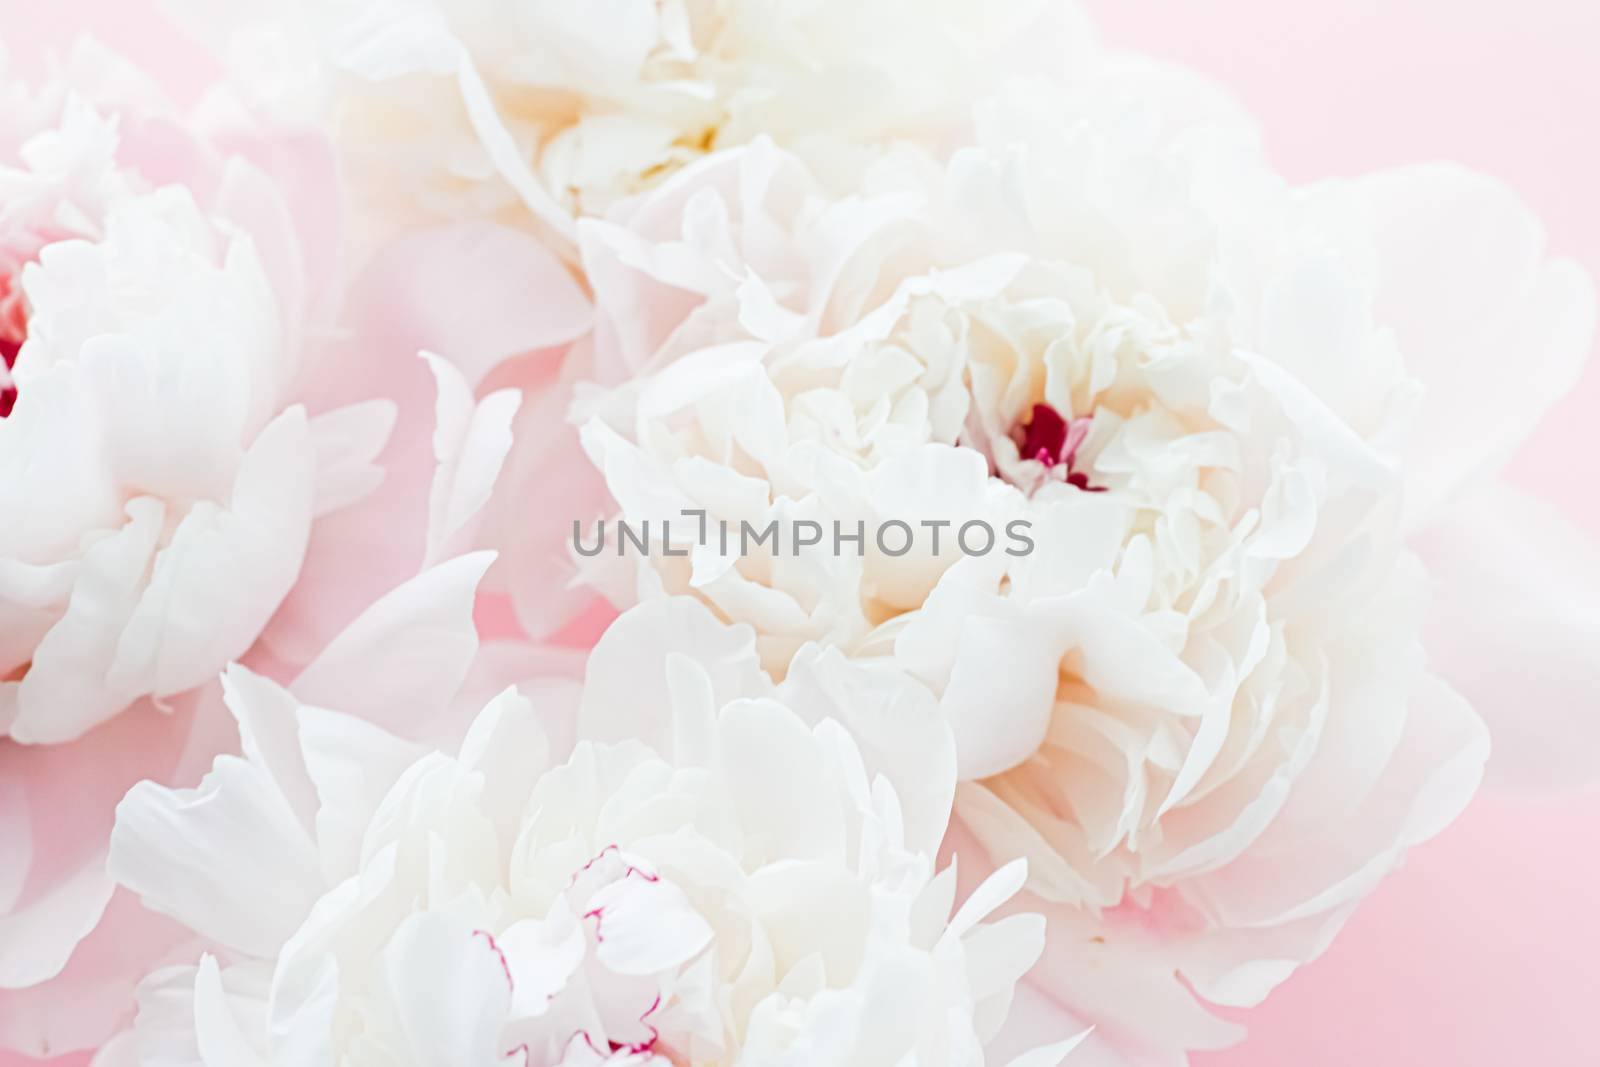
[1018,403,1069,467]
[1,332,19,419]
[1068,471,1105,492]
[1,275,25,419]
[1013,402,1106,492]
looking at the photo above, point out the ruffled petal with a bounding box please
[1415,478,1600,787]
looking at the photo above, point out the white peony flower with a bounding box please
[165,0,1081,250]
[162,0,1075,647]
[0,68,395,744]
[105,587,1080,1067]
[0,43,567,1055]
[566,52,1594,1062]
[0,51,392,1054]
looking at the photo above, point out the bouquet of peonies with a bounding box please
[2,3,1597,1065]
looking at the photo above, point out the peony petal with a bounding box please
[945,859,1029,942]
[306,399,397,517]
[108,404,316,704]
[11,497,165,743]
[0,857,114,990]
[1415,478,1600,788]
[985,982,1106,1067]
[290,552,493,739]
[718,698,843,867]
[220,664,319,831]
[1345,164,1598,527]
[192,956,271,1067]
[297,705,426,879]
[0,889,196,1059]
[942,614,1064,780]
[350,223,590,390]
[110,755,323,959]
[421,352,521,565]
[579,598,769,754]
[584,874,714,976]
[1002,1033,1095,1067]
[778,644,956,860]
[498,903,587,1020]
[377,911,511,1067]
[478,373,610,641]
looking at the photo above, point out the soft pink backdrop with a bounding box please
[3,1,1597,1064]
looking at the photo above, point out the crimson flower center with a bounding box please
[1012,402,1105,492]
[1,274,24,419]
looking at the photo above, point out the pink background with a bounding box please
[3,1,1598,1064]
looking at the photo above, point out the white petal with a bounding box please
[377,911,511,1067]
[942,614,1063,780]
[297,705,426,879]
[717,698,842,867]
[1003,1033,1095,1067]
[307,399,397,517]
[1415,477,1600,787]
[457,687,551,845]
[945,859,1028,942]
[108,405,316,703]
[220,664,319,832]
[421,352,521,565]
[486,378,612,641]
[579,599,769,755]
[585,875,713,976]
[193,956,271,1067]
[11,497,165,743]
[0,858,114,989]
[778,645,956,859]
[450,51,578,251]
[1349,164,1597,525]
[291,552,493,739]
[110,756,322,958]
[498,903,587,1019]
[352,222,589,388]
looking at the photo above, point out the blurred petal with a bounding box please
[109,405,316,702]
[111,755,322,958]
[1416,478,1600,787]
[377,912,510,1067]
[0,889,196,1058]
[578,597,768,753]
[306,399,396,517]
[485,377,611,641]
[0,859,113,990]
[421,353,520,565]
[1351,165,1597,526]
[290,552,492,738]
[347,223,590,390]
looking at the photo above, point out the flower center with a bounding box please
[1012,402,1104,492]
[1,275,25,419]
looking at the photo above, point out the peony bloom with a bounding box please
[566,52,1595,1064]
[105,583,1079,1067]
[0,41,561,1055]
[0,35,406,738]
[157,0,1076,646]
[0,43,383,1055]
[167,0,1079,251]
